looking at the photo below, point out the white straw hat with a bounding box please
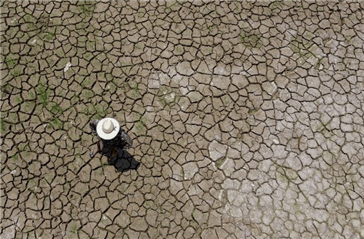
[96,118,120,140]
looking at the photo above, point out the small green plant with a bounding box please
[19,143,29,152]
[240,30,263,49]
[222,95,231,105]
[11,69,21,77]
[79,3,95,17]
[175,45,183,54]
[135,121,144,133]
[1,120,6,131]
[70,225,78,234]
[12,154,18,161]
[5,55,18,68]
[81,78,92,88]
[137,10,144,18]
[93,105,101,118]
[36,83,50,106]
[83,90,93,99]
[290,35,315,59]
[29,91,35,100]
[50,103,63,115]
[44,32,55,41]
[84,53,92,60]
[345,35,352,44]
[16,96,22,103]
[51,117,62,129]
[134,83,139,94]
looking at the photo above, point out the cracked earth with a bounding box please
[1,1,364,238]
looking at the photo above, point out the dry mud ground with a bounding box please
[1,1,364,238]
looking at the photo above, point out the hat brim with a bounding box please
[96,118,120,140]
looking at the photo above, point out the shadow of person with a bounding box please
[99,144,140,172]
[113,149,140,172]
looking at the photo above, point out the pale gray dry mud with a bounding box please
[1,1,364,239]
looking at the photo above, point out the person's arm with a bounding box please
[89,119,100,135]
[119,128,133,149]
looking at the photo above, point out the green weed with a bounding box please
[135,121,144,133]
[36,83,50,106]
[290,36,315,59]
[1,120,6,131]
[84,53,92,60]
[50,103,63,115]
[90,104,108,119]
[51,117,62,129]
[83,90,93,100]
[79,3,95,17]
[137,10,144,18]
[19,143,29,152]
[11,69,21,77]
[81,78,92,88]
[29,91,35,100]
[240,30,263,49]
[70,225,78,234]
[44,32,55,41]
[5,55,18,68]
[12,154,18,161]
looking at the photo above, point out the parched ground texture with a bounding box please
[1,0,364,238]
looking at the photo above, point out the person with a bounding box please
[89,118,133,160]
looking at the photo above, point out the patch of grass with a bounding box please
[290,35,315,59]
[135,116,149,134]
[50,103,63,115]
[154,86,180,110]
[222,95,231,106]
[175,45,183,54]
[11,69,21,77]
[70,225,78,234]
[93,107,103,119]
[36,83,50,106]
[137,10,145,18]
[126,82,140,98]
[12,154,18,161]
[79,2,95,18]
[240,29,263,49]
[1,120,6,131]
[51,117,62,129]
[134,83,139,94]
[29,91,35,100]
[345,35,353,44]
[83,90,93,100]
[19,143,29,152]
[5,55,18,68]
[87,104,108,119]
[135,121,144,134]
[81,78,92,88]
[44,31,55,41]
[84,52,92,60]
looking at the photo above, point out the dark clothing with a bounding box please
[89,119,133,158]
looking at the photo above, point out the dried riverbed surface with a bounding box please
[1,1,364,238]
